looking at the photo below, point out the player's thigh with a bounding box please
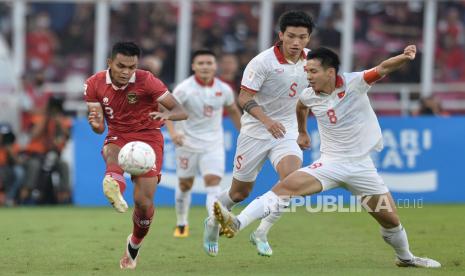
[175,147,199,178]
[346,157,389,197]
[299,159,347,192]
[272,171,323,197]
[269,138,303,179]
[199,147,225,179]
[102,143,122,164]
[364,192,400,228]
[232,134,269,182]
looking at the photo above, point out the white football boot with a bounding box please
[250,231,273,257]
[120,234,140,270]
[396,256,441,268]
[103,175,128,213]
[203,217,219,257]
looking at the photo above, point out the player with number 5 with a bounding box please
[203,10,315,257]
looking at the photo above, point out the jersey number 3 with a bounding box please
[326,109,337,124]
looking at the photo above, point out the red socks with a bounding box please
[105,164,126,193]
[131,205,155,245]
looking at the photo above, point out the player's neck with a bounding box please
[279,44,300,64]
[318,83,335,95]
[194,75,214,87]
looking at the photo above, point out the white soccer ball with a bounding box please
[118,141,156,176]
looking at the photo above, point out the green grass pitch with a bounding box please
[1,204,464,275]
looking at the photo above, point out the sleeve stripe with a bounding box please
[363,68,383,85]
[240,85,258,94]
[158,90,170,100]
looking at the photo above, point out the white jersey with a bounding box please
[172,75,235,152]
[240,44,310,139]
[299,71,383,158]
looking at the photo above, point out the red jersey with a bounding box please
[84,69,168,133]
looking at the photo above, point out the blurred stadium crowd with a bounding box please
[0,1,464,206]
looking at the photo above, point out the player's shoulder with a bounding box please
[86,70,106,84]
[174,75,195,90]
[249,47,275,66]
[342,71,364,85]
[135,69,155,82]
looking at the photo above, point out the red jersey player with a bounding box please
[84,42,187,269]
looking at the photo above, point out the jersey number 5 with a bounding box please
[327,109,337,124]
[289,82,297,97]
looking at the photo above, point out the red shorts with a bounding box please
[104,129,164,178]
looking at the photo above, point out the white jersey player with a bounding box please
[165,50,241,238]
[213,45,441,268]
[203,11,315,257]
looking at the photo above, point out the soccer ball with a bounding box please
[118,141,156,176]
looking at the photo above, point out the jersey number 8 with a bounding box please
[327,109,337,124]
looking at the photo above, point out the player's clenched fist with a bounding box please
[297,132,311,150]
[88,107,104,131]
[403,45,416,60]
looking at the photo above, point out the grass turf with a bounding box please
[0,204,464,275]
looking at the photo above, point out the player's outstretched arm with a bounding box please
[225,103,242,130]
[153,93,188,121]
[164,118,184,146]
[87,102,105,134]
[375,45,416,77]
[296,100,311,150]
[238,88,285,139]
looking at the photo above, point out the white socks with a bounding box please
[205,185,221,216]
[175,187,191,226]
[256,211,282,237]
[381,224,414,260]
[216,189,238,211]
[237,191,289,231]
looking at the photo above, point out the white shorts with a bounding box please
[175,146,225,178]
[298,154,389,196]
[232,133,303,182]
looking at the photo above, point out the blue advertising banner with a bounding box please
[73,117,465,206]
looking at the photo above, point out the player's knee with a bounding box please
[134,198,153,212]
[179,179,193,192]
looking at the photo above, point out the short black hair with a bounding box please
[191,49,216,63]
[111,42,141,59]
[307,47,340,74]
[279,11,315,35]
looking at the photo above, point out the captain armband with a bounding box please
[243,100,260,114]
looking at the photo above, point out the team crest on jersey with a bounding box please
[274,68,284,74]
[127,92,138,104]
[337,91,346,99]
[215,91,222,97]
[103,97,109,105]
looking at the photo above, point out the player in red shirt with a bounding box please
[84,42,187,269]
